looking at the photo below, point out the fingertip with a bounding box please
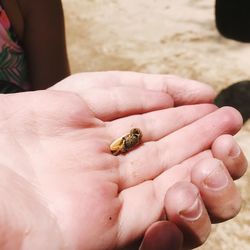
[165,182,200,217]
[212,134,248,179]
[164,182,211,249]
[217,106,243,134]
[191,158,242,222]
[190,81,216,104]
[139,221,183,250]
[165,76,216,105]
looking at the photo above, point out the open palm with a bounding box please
[0,72,244,250]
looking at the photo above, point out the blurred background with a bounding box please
[62,0,250,249]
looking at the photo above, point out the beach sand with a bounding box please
[62,0,250,249]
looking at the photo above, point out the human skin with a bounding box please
[0,72,247,250]
[1,0,70,89]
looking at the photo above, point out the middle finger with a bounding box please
[107,104,216,142]
[117,107,242,189]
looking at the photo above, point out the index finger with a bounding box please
[51,71,215,105]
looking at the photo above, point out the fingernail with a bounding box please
[204,164,228,190]
[229,143,241,158]
[179,195,202,221]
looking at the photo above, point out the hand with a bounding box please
[138,134,247,250]
[0,72,246,250]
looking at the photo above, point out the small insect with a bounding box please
[110,128,143,156]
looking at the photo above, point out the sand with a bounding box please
[62,0,250,249]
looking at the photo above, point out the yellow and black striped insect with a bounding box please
[110,128,142,156]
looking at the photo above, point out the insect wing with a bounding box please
[110,133,129,155]
[110,129,143,155]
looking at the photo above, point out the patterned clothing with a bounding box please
[0,4,28,90]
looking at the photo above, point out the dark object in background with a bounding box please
[0,80,25,93]
[215,1,250,123]
[215,0,250,42]
[214,80,250,123]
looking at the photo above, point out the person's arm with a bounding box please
[18,0,70,90]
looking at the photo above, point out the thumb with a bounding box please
[139,221,183,250]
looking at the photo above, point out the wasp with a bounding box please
[110,128,143,156]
